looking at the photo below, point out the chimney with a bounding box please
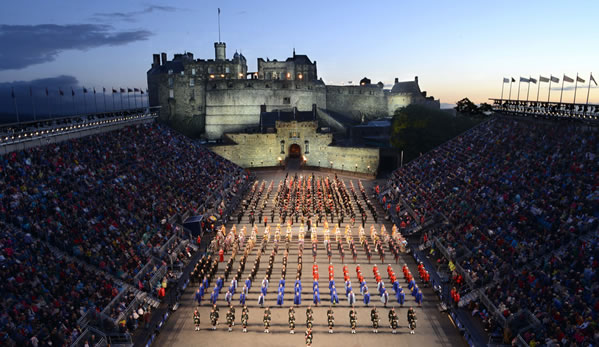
[394,77,399,84]
[414,76,419,83]
[161,52,167,65]
[152,54,160,67]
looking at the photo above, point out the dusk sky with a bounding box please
[1,0,598,118]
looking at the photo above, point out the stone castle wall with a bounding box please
[209,120,378,174]
[325,85,388,120]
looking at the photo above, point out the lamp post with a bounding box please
[330,161,333,169]
[355,164,358,172]
[367,165,371,174]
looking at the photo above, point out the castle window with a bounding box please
[305,140,309,154]
[280,140,285,154]
[283,97,291,105]
[189,78,195,87]
[168,69,173,75]
[198,105,203,112]
[169,89,174,98]
[180,71,185,76]
[168,77,173,87]
[192,68,196,75]
[225,67,230,73]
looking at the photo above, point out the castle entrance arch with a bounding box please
[288,144,301,158]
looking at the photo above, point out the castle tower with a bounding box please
[215,42,226,60]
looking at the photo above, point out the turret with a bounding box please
[215,42,226,61]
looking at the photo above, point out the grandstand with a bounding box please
[1,108,597,347]
[379,115,598,345]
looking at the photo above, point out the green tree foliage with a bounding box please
[391,105,484,163]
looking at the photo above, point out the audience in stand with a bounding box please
[381,117,599,345]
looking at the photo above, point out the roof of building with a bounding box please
[391,81,421,94]
[286,54,313,65]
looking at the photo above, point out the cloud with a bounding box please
[92,5,177,22]
[551,85,598,92]
[0,24,152,70]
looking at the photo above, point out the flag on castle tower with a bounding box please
[529,77,537,84]
[563,75,574,83]
[539,76,550,83]
[140,89,145,94]
[503,78,509,83]
[120,88,125,93]
[591,74,597,86]
[134,88,140,92]
[127,88,133,92]
[59,88,64,96]
[93,87,96,94]
[11,87,15,99]
[576,76,585,83]
[511,77,515,82]
[218,8,220,14]
[45,87,49,96]
[83,87,88,93]
[112,88,117,93]
[550,76,559,83]
[519,77,529,83]
[71,88,75,96]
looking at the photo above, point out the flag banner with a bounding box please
[511,77,515,82]
[83,87,88,93]
[134,88,140,92]
[539,76,550,83]
[45,87,49,96]
[120,88,125,93]
[591,74,598,86]
[93,88,96,94]
[127,88,133,92]
[140,89,144,94]
[576,76,585,83]
[503,78,509,83]
[11,88,15,99]
[71,88,75,96]
[103,87,106,93]
[520,77,529,83]
[59,89,64,96]
[550,76,559,83]
[112,88,117,93]
[218,8,220,14]
[563,75,574,83]
[529,77,537,84]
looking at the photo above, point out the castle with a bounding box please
[147,41,439,139]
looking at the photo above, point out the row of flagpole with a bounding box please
[501,73,597,105]
[9,86,149,124]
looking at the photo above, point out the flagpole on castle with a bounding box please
[509,78,513,101]
[517,78,521,101]
[501,79,505,102]
[93,88,98,114]
[103,88,107,112]
[526,77,531,102]
[11,88,20,123]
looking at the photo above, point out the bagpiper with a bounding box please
[226,307,234,332]
[193,309,200,331]
[305,327,313,347]
[229,305,236,326]
[407,307,417,334]
[349,306,357,334]
[210,306,219,330]
[371,306,380,333]
[389,307,398,334]
[263,307,272,333]
[327,307,335,334]
[241,305,249,333]
[289,306,296,334]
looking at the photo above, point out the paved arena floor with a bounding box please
[153,169,466,347]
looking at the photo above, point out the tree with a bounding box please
[391,104,484,164]
[455,98,479,114]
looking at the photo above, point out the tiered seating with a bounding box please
[0,225,120,346]
[0,121,247,343]
[380,117,599,345]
